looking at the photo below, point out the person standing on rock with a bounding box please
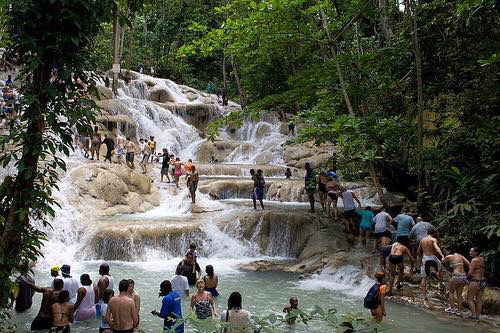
[254,169,265,210]
[160,148,171,183]
[410,217,437,272]
[417,229,445,304]
[325,177,340,219]
[285,168,292,179]
[90,131,102,160]
[442,247,470,315]
[187,165,199,203]
[171,157,183,189]
[125,137,136,169]
[102,134,115,163]
[467,247,486,320]
[378,233,393,273]
[139,138,151,174]
[339,187,362,233]
[116,136,125,165]
[317,173,329,213]
[148,136,156,162]
[387,241,414,294]
[394,211,415,249]
[104,279,138,332]
[96,263,114,318]
[304,163,317,213]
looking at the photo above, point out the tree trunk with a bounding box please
[379,0,390,45]
[0,64,50,303]
[409,0,424,207]
[222,54,228,106]
[318,4,388,208]
[231,56,245,107]
[126,13,136,73]
[112,3,121,93]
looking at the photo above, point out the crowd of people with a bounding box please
[12,243,309,333]
[0,74,21,129]
[298,163,488,322]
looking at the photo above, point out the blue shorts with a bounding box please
[360,224,372,231]
[252,186,264,200]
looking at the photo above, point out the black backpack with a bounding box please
[363,283,381,309]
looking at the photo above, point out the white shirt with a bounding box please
[61,276,80,304]
[171,275,189,296]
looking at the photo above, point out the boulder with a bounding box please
[149,85,176,103]
[96,84,114,100]
[197,141,253,163]
[283,142,335,168]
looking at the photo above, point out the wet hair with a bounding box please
[103,289,114,304]
[163,148,168,153]
[80,274,92,286]
[170,154,174,158]
[140,138,144,141]
[365,206,372,211]
[249,169,255,175]
[427,229,438,237]
[126,137,130,141]
[159,280,172,296]
[190,243,196,249]
[58,290,70,303]
[53,278,64,290]
[176,157,180,161]
[257,169,263,175]
[188,159,192,162]
[471,247,480,255]
[191,165,196,172]
[205,265,214,278]
[175,267,182,275]
[374,271,385,282]
[289,297,298,304]
[227,291,242,309]
[118,279,129,292]
[128,279,135,286]
[286,168,290,171]
[305,162,311,169]
[99,263,110,275]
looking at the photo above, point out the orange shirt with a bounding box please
[185,162,193,171]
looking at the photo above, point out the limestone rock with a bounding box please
[96,84,114,100]
[197,141,253,163]
[149,85,176,103]
[129,172,152,195]
[283,142,335,168]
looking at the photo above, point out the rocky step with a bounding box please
[194,163,300,177]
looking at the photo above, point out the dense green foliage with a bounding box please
[0,0,108,306]
[89,0,500,274]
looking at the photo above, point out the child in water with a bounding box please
[185,244,198,274]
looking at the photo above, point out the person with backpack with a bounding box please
[364,272,387,322]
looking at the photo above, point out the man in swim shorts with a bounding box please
[125,137,136,169]
[387,241,414,294]
[417,229,444,302]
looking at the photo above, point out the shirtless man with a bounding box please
[417,229,445,303]
[29,278,64,330]
[127,279,141,322]
[97,263,114,317]
[104,280,138,333]
[467,247,486,320]
[51,290,74,332]
[442,247,470,315]
[125,137,136,169]
[378,234,393,273]
[283,297,301,324]
[139,138,151,174]
[387,241,414,294]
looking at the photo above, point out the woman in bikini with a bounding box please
[467,247,486,320]
[190,279,217,320]
[442,247,470,315]
[51,290,73,332]
[170,157,183,189]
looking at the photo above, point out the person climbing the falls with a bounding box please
[250,169,265,210]
[90,130,102,160]
[139,138,151,174]
[357,206,374,248]
[325,176,340,219]
[442,247,470,315]
[187,165,199,203]
[171,157,183,189]
[304,162,317,213]
[317,172,329,213]
[102,134,115,163]
[285,168,292,179]
[373,208,393,254]
[387,241,414,294]
[148,136,156,162]
[467,247,486,320]
[417,228,445,305]
[160,148,171,183]
[176,252,201,286]
[339,187,362,234]
[125,137,136,169]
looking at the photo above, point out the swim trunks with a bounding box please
[318,183,327,193]
[141,153,150,163]
[421,255,441,277]
[469,279,487,289]
[327,191,337,200]
[379,246,392,258]
[452,274,468,284]
[396,235,410,248]
[126,152,134,162]
[388,255,404,265]
[161,167,169,176]
[31,316,52,331]
[343,209,356,219]
[252,186,264,200]
[375,231,392,239]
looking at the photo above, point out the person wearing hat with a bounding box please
[60,264,80,304]
[50,266,60,285]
